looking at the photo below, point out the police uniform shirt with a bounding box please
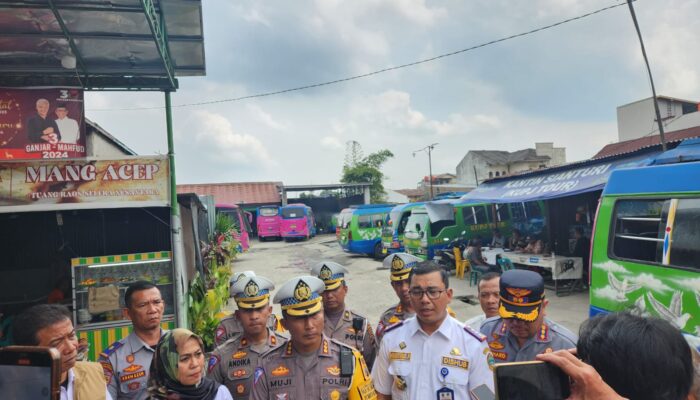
[479,316,578,363]
[99,331,162,400]
[324,308,378,368]
[372,315,495,399]
[215,314,280,347]
[375,303,413,342]
[250,334,376,400]
[207,329,286,399]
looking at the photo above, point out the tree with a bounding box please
[341,142,394,203]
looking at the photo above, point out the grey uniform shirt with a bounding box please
[207,329,286,400]
[98,331,163,400]
[479,316,577,362]
[215,314,280,347]
[323,308,378,368]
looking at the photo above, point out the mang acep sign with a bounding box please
[0,157,169,212]
[0,88,86,160]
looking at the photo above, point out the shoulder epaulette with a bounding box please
[383,320,404,335]
[463,324,487,342]
[100,340,123,358]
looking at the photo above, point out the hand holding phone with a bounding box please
[493,360,570,400]
[0,346,61,400]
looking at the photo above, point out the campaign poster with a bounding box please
[0,88,86,160]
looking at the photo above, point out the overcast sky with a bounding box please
[85,0,700,190]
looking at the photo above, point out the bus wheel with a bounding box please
[373,242,383,259]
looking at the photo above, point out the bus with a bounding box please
[381,202,424,255]
[589,160,700,340]
[216,204,252,251]
[256,205,281,241]
[280,203,316,241]
[337,204,394,258]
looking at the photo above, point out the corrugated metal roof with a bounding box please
[472,149,550,165]
[593,125,700,159]
[177,182,282,206]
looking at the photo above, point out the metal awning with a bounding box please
[0,0,205,90]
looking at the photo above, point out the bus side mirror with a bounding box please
[415,223,421,232]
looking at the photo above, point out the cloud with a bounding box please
[243,7,271,27]
[593,285,621,302]
[672,277,700,292]
[246,104,286,131]
[593,261,629,274]
[321,136,344,149]
[191,110,275,167]
[629,273,672,293]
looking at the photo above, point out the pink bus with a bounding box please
[216,203,252,251]
[280,203,316,241]
[256,205,281,241]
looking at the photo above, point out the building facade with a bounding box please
[617,96,700,142]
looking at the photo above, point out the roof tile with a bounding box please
[177,182,282,205]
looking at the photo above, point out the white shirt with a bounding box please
[464,314,487,331]
[60,368,113,400]
[55,117,80,144]
[372,315,494,400]
[214,385,234,400]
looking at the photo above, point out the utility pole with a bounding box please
[413,143,438,200]
[627,0,666,150]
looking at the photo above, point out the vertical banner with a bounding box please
[0,88,86,160]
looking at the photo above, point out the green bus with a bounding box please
[381,202,425,255]
[403,200,510,260]
[337,204,395,258]
[589,159,700,342]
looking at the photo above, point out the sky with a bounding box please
[85,0,700,191]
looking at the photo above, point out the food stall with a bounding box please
[72,251,176,361]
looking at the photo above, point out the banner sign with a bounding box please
[0,157,169,212]
[459,153,659,204]
[0,88,86,160]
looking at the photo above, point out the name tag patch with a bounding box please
[389,351,411,361]
[441,356,468,370]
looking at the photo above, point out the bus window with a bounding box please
[510,203,526,221]
[259,207,279,217]
[474,206,488,224]
[495,204,510,222]
[611,199,667,264]
[669,198,700,270]
[463,206,488,226]
[358,215,372,229]
[398,213,411,234]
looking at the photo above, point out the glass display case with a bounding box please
[71,251,176,360]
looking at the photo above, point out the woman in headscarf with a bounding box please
[148,328,233,400]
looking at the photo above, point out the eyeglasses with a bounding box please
[408,288,445,300]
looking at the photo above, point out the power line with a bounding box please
[89,1,629,112]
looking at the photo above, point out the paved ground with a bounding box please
[228,234,590,334]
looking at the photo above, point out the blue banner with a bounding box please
[459,153,658,204]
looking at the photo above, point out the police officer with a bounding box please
[480,269,578,362]
[372,261,495,399]
[376,253,457,342]
[215,271,282,346]
[207,275,286,399]
[250,276,377,400]
[99,281,165,400]
[311,261,378,368]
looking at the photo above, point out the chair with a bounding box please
[469,264,482,287]
[498,257,515,272]
[453,247,469,279]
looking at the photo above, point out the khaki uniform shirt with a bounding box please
[98,331,162,400]
[250,335,377,400]
[480,317,578,362]
[324,308,378,368]
[215,314,281,347]
[208,329,287,399]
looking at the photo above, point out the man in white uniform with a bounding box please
[372,261,495,400]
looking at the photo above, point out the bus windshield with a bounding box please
[282,207,305,219]
[259,207,279,217]
[405,212,429,240]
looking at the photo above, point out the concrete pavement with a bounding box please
[228,234,590,334]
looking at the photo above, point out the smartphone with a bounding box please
[493,361,570,400]
[470,384,496,400]
[0,346,61,400]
